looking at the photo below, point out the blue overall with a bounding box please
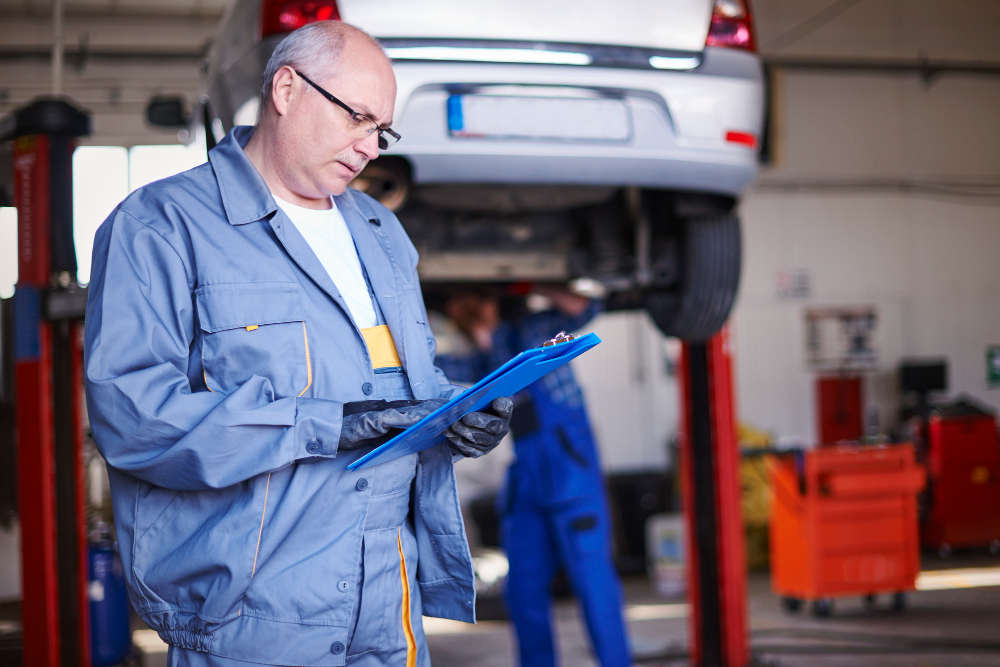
[437,307,630,667]
[84,127,475,667]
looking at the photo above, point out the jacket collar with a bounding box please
[335,189,396,302]
[335,189,415,372]
[209,126,278,226]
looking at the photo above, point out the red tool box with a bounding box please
[768,444,925,616]
[815,375,864,445]
[920,402,1000,553]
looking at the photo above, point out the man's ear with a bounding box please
[271,66,297,117]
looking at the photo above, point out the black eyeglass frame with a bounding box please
[294,69,401,150]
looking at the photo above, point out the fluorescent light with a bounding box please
[649,55,701,70]
[386,46,592,66]
[916,566,1000,591]
[625,603,689,620]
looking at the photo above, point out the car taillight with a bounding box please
[705,0,756,52]
[725,130,758,150]
[259,0,341,39]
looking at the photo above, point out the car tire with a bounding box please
[352,157,412,212]
[644,213,741,341]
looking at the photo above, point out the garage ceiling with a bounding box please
[0,0,232,145]
[1,0,999,146]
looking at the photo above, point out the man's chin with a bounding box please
[324,178,351,197]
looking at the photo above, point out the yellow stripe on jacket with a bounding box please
[397,528,417,667]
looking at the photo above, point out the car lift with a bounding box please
[5,95,748,667]
[4,98,92,667]
[679,330,748,667]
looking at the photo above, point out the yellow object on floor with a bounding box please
[740,422,774,569]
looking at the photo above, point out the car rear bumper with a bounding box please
[403,144,758,195]
[387,47,764,196]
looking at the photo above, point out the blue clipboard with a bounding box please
[347,332,602,470]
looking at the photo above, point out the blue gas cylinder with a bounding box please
[89,523,131,666]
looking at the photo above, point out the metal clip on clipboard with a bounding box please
[541,331,577,347]
[347,331,602,470]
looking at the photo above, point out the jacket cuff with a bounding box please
[294,398,344,459]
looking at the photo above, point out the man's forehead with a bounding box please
[318,55,395,120]
[338,83,395,125]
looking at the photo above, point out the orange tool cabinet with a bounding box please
[768,444,925,616]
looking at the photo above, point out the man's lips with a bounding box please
[337,160,363,174]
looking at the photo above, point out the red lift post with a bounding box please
[678,326,748,667]
[5,99,92,667]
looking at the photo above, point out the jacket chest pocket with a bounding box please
[196,283,311,398]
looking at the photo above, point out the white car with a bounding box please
[167,0,764,340]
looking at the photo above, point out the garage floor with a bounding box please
[423,554,1000,667]
[128,554,1000,667]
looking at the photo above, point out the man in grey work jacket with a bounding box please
[84,21,512,667]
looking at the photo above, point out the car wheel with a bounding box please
[644,213,741,341]
[351,157,412,212]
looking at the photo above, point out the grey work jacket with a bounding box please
[83,126,474,666]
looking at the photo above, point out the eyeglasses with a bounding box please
[294,69,401,150]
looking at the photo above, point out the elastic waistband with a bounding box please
[148,609,350,666]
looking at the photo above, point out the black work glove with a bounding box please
[340,398,447,450]
[444,397,514,459]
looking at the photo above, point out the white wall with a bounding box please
[574,311,679,472]
[732,70,1000,441]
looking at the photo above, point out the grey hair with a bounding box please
[256,21,383,125]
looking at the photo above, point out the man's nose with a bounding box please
[355,131,380,160]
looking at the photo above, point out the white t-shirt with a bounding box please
[273,195,378,329]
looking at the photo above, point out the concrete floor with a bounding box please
[126,554,1000,667]
[423,555,1000,667]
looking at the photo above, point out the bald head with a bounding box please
[257,21,389,125]
[243,20,397,207]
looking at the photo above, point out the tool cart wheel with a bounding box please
[892,592,907,611]
[811,598,834,618]
[781,596,803,613]
[863,593,877,610]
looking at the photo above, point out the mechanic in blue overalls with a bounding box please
[84,22,512,667]
[437,287,631,667]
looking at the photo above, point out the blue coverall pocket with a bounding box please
[130,476,268,621]
[195,283,310,398]
[346,533,390,656]
[569,514,604,554]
